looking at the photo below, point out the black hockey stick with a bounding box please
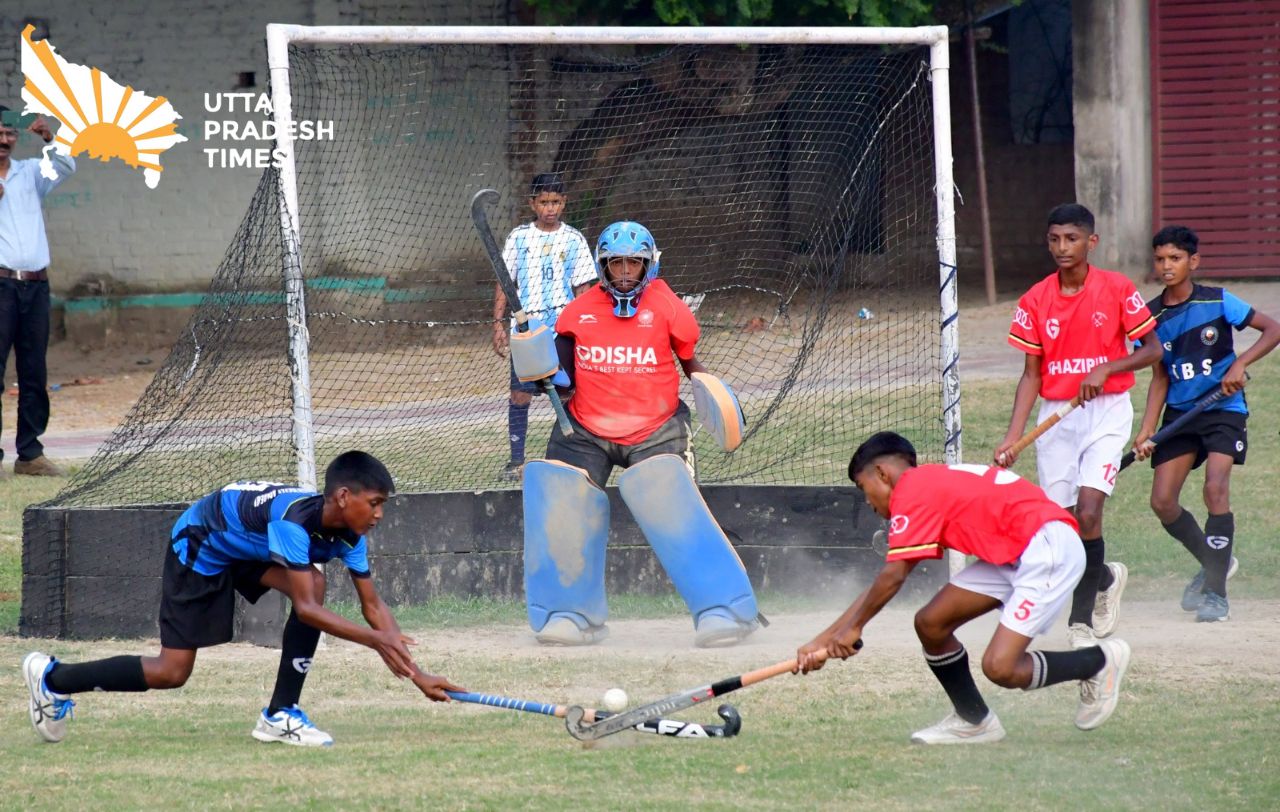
[1119,381,1242,471]
[446,691,741,738]
[564,643,859,741]
[470,188,574,437]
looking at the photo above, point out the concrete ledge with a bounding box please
[22,485,941,644]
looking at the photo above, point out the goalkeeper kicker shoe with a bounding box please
[910,711,1006,745]
[252,705,334,747]
[534,615,609,646]
[23,651,74,743]
[694,611,759,648]
[1091,562,1128,638]
[1075,638,1131,731]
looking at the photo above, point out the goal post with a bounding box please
[23,23,971,640]
[265,23,964,572]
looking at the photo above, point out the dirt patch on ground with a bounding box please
[352,599,1280,691]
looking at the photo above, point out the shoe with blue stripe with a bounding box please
[251,704,333,747]
[23,652,75,743]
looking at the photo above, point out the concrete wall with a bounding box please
[0,0,506,297]
[1072,0,1153,280]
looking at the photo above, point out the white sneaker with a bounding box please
[1092,562,1128,638]
[23,652,74,744]
[910,710,1006,745]
[251,705,334,747]
[693,611,759,648]
[1076,638,1131,731]
[1066,622,1097,650]
[535,615,609,646]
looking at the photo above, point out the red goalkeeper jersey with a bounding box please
[885,465,1078,566]
[557,279,699,445]
[1007,266,1156,401]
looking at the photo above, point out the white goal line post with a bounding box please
[263,24,963,573]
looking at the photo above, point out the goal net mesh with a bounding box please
[47,40,946,509]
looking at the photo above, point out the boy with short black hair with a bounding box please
[795,431,1130,744]
[995,203,1162,648]
[23,450,462,746]
[491,172,596,480]
[1132,225,1280,622]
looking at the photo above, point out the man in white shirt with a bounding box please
[0,106,76,477]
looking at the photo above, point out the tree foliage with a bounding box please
[521,0,938,27]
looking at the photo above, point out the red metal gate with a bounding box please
[1151,0,1280,277]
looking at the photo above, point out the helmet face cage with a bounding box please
[595,221,660,318]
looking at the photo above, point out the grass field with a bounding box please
[2,365,1279,810]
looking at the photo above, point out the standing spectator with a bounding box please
[0,106,74,477]
[491,173,596,481]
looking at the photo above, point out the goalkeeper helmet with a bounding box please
[595,221,660,319]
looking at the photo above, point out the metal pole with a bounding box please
[930,35,966,578]
[267,23,316,492]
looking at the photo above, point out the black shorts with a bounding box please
[158,539,274,649]
[1151,407,1247,470]
[546,401,694,487]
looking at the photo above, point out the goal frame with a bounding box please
[264,24,963,509]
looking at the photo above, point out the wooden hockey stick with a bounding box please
[564,643,859,741]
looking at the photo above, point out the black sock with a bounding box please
[46,656,147,694]
[508,401,530,463]
[924,646,989,724]
[267,609,322,714]
[1202,512,1235,596]
[1024,648,1106,690]
[1162,508,1206,565]
[1069,538,1106,626]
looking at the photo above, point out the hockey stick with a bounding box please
[997,395,1082,465]
[446,691,741,739]
[470,188,575,437]
[1119,383,1237,472]
[564,642,860,741]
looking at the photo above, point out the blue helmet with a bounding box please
[595,221,660,318]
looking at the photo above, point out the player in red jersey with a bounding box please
[795,432,1131,745]
[995,203,1161,649]
[518,221,761,648]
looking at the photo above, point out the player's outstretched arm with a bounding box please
[1079,338,1162,401]
[492,283,510,357]
[354,574,411,644]
[1133,362,1169,460]
[995,355,1042,466]
[278,567,417,678]
[795,559,914,674]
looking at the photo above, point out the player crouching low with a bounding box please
[509,220,761,648]
[795,432,1130,744]
[22,451,462,746]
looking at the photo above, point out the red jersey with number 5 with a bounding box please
[1007,266,1156,400]
[885,464,1078,566]
[556,279,699,445]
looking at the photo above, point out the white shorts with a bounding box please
[949,521,1085,639]
[1035,392,1133,507]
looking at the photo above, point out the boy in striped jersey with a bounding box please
[491,173,597,480]
[1132,225,1280,621]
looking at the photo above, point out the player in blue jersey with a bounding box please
[491,173,597,480]
[22,451,463,746]
[1132,226,1280,622]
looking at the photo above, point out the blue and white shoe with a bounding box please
[251,704,333,747]
[23,651,75,743]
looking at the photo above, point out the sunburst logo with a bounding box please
[19,25,186,188]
